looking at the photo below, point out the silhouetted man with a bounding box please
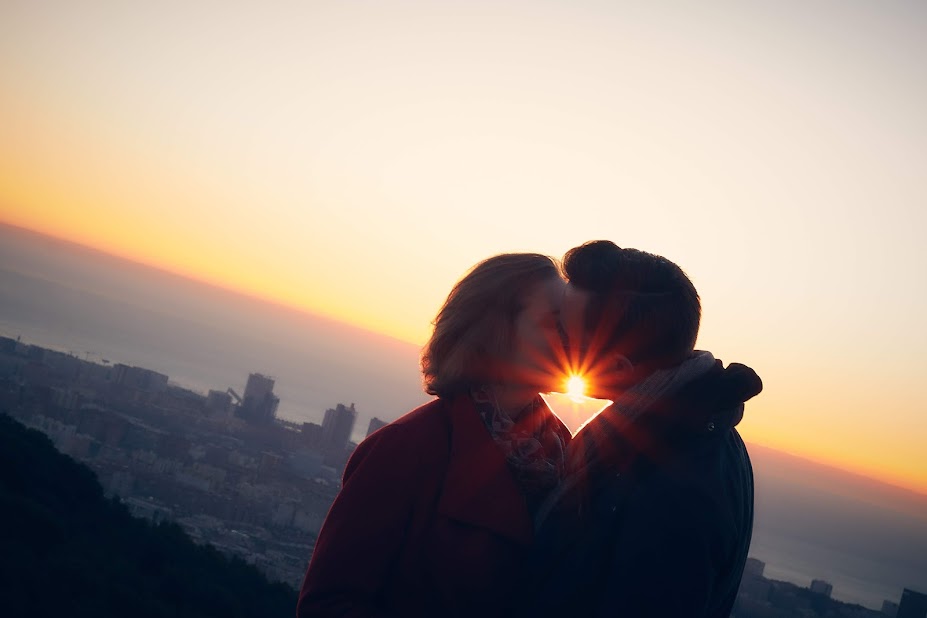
[526,241,761,617]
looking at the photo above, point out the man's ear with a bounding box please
[611,354,634,375]
[589,353,635,399]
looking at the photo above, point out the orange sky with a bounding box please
[2,1,926,494]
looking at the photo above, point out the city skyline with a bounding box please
[3,331,925,611]
[2,2,927,496]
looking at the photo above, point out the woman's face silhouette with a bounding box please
[504,276,568,393]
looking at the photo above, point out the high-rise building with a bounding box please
[322,403,357,454]
[810,580,833,597]
[113,364,169,393]
[738,557,771,601]
[301,422,323,450]
[366,417,387,438]
[206,390,232,417]
[743,557,765,578]
[238,373,279,424]
[898,588,927,618]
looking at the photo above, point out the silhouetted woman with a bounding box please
[297,253,570,617]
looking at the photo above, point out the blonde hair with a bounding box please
[422,253,559,397]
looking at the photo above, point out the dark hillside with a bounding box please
[0,413,297,617]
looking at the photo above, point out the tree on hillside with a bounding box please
[0,413,296,618]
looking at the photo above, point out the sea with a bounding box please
[1,223,925,609]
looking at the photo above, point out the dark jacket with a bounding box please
[525,360,761,618]
[297,395,567,618]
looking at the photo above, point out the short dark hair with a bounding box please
[562,241,700,371]
[422,253,560,398]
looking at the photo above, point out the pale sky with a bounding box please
[1,0,925,492]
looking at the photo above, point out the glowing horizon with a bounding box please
[4,219,927,495]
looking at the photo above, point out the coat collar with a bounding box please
[437,395,533,547]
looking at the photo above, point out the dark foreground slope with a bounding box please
[0,413,297,618]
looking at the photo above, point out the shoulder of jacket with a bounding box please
[344,400,453,481]
[355,398,452,460]
[388,398,451,432]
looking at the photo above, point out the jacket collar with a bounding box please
[573,358,762,476]
[437,395,533,547]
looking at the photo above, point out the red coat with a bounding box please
[297,395,543,617]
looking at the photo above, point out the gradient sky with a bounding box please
[1,1,925,493]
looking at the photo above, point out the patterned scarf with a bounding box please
[471,387,569,516]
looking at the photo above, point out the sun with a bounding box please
[565,375,586,399]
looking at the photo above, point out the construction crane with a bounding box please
[226,388,242,404]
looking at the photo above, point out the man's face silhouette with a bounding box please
[559,283,591,367]
[506,276,567,393]
[558,282,636,400]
